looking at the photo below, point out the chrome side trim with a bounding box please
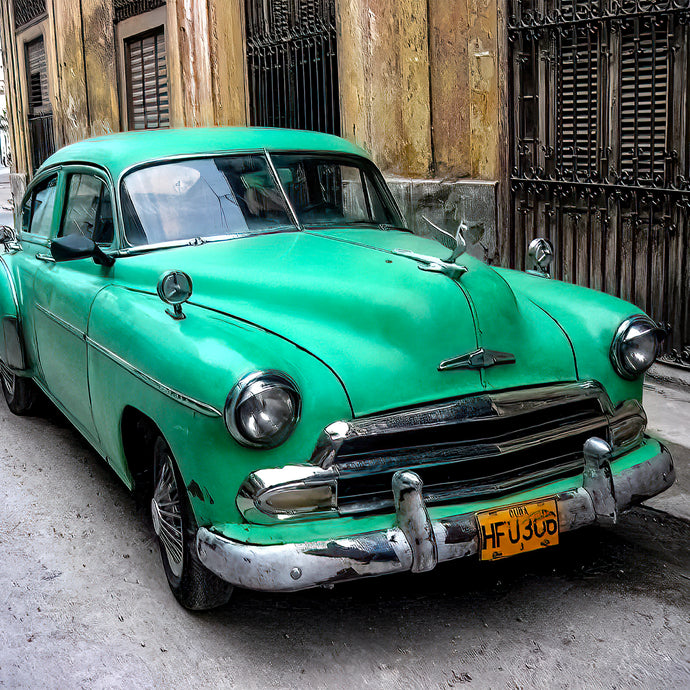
[198,443,675,592]
[35,303,86,340]
[34,304,220,417]
[85,337,222,417]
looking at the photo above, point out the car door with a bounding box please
[33,166,116,442]
[14,170,63,373]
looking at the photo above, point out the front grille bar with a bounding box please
[310,380,610,469]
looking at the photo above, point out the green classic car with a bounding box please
[0,127,675,609]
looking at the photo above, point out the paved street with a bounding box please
[0,176,689,686]
[0,386,689,689]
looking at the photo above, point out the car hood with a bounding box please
[125,228,577,415]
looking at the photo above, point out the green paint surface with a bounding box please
[0,128,661,542]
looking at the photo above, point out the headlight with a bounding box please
[610,315,664,379]
[224,371,301,448]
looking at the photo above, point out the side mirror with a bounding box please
[50,235,115,267]
[527,237,553,278]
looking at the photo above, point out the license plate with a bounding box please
[477,498,559,561]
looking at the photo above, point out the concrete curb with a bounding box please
[646,362,690,392]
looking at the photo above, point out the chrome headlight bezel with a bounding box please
[610,315,663,380]
[224,370,301,449]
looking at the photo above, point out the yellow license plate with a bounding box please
[477,498,559,561]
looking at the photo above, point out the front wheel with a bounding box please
[1,363,38,416]
[151,436,233,610]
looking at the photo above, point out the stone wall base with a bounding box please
[385,177,498,265]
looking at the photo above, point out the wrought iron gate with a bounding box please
[245,0,340,136]
[508,0,690,367]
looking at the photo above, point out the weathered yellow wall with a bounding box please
[428,0,471,178]
[81,0,119,135]
[52,0,90,145]
[467,0,499,179]
[2,0,502,183]
[338,0,433,177]
[208,0,247,126]
[0,0,29,175]
[166,0,246,128]
[339,0,501,181]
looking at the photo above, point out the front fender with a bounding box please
[87,286,352,527]
[495,268,646,405]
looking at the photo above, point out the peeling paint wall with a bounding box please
[0,0,503,226]
[339,0,502,181]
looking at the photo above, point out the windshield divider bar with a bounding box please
[264,149,302,231]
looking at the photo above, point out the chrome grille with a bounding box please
[312,382,612,515]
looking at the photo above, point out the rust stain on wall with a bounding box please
[82,0,119,135]
[53,0,90,145]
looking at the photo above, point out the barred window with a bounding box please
[13,0,46,29]
[124,27,169,130]
[114,0,166,24]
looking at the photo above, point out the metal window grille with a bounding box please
[13,0,45,29]
[508,0,690,368]
[124,27,169,130]
[25,36,54,171]
[245,0,340,135]
[114,0,166,24]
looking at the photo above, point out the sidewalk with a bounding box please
[643,378,690,520]
[0,164,14,227]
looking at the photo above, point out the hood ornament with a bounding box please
[421,215,467,263]
[393,216,468,280]
[439,348,516,371]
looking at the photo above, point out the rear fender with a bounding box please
[0,257,27,371]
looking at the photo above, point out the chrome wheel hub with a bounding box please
[0,361,15,397]
[151,453,184,578]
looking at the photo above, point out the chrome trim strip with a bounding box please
[310,380,610,468]
[85,336,222,417]
[34,304,221,417]
[199,444,675,592]
[35,303,86,340]
[439,347,516,371]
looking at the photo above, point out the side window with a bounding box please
[25,175,58,237]
[60,174,114,245]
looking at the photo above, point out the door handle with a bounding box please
[35,252,55,263]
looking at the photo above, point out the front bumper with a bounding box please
[196,439,675,592]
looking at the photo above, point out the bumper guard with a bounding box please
[196,438,674,592]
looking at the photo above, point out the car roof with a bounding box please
[39,127,371,180]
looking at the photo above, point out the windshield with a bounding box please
[270,154,402,228]
[121,154,295,246]
[120,152,404,247]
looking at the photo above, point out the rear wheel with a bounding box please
[1,362,38,416]
[150,436,233,610]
